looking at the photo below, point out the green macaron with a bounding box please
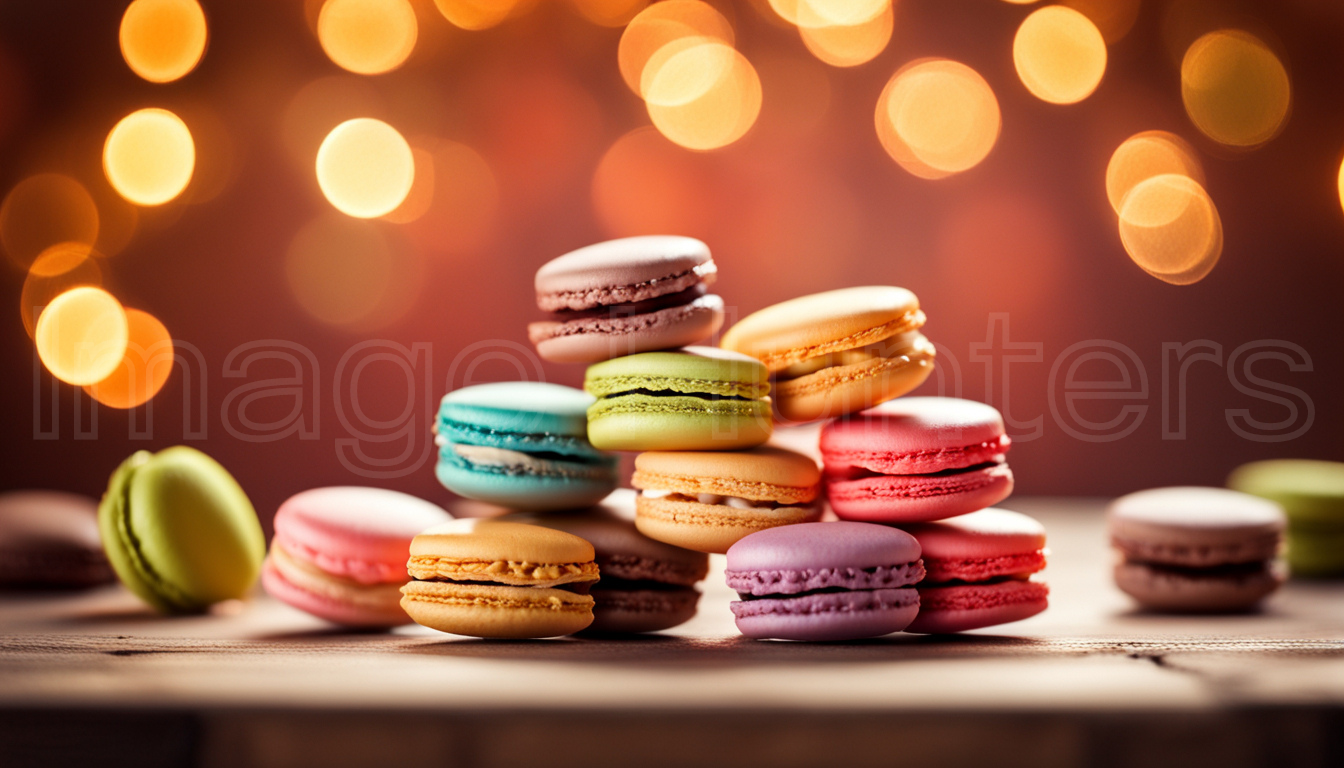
[99,446,265,613]
[584,346,772,451]
[1228,459,1344,577]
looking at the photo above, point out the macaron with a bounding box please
[901,508,1049,634]
[0,490,114,588]
[262,487,453,627]
[720,286,935,423]
[527,236,725,363]
[1228,459,1344,576]
[507,490,710,634]
[726,522,924,641]
[631,446,823,553]
[401,519,599,638]
[584,347,772,451]
[99,447,265,613]
[435,382,618,511]
[1108,487,1286,613]
[820,397,1014,523]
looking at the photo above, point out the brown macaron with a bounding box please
[0,490,114,588]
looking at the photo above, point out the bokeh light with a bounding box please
[571,0,651,27]
[433,0,524,30]
[317,0,417,76]
[280,76,388,172]
[286,213,422,329]
[875,58,1001,179]
[1105,130,1204,215]
[103,108,196,206]
[1338,156,1344,217]
[798,1,892,68]
[0,174,99,270]
[1118,173,1222,285]
[619,1,735,95]
[34,286,129,386]
[119,0,208,83]
[1013,6,1107,105]
[644,41,762,150]
[1061,0,1140,44]
[85,309,174,410]
[382,146,436,224]
[20,244,105,338]
[316,118,414,218]
[1181,30,1290,147]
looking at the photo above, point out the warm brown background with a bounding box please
[2,0,1342,530]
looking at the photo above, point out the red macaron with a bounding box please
[901,508,1049,634]
[820,397,1014,523]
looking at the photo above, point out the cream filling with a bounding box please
[778,330,928,381]
[641,488,815,512]
[270,543,405,611]
[449,443,603,479]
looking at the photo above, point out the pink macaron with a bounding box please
[900,508,1049,634]
[820,397,1013,523]
[262,487,452,628]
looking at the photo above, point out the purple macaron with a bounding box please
[725,521,924,641]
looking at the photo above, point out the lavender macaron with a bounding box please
[725,521,924,641]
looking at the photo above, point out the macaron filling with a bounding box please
[445,443,617,481]
[640,488,819,513]
[777,329,931,381]
[537,260,718,312]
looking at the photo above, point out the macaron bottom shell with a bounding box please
[531,294,725,364]
[906,580,1049,634]
[587,398,773,452]
[635,494,823,554]
[1113,561,1284,613]
[585,585,701,634]
[262,553,409,628]
[435,454,616,512]
[826,463,1014,523]
[1285,528,1344,577]
[773,335,936,424]
[731,588,920,642]
[400,580,595,639]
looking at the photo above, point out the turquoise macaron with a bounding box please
[99,446,266,613]
[435,381,618,510]
[584,347,773,451]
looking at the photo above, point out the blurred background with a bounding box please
[1,0,1342,529]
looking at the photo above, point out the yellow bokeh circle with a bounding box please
[1118,174,1222,285]
[35,286,130,386]
[317,0,418,76]
[1105,130,1205,215]
[1181,30,1290,147]
[85,309,175,409]
[619,0,735,96]
[316,118,415,218]
[875,58,1001,179]
[644,41,762,151]
[104,108,196,206]
[798,1,893,68]
[1013,6,1107,104]
[120,0,208,83]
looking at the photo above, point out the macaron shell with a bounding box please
[1284,528,1344,576]
[584,347,770,399]
[1107,487,1286,567]
[273,487,452,584]
[632,447,821,504]
[440,382,595,440]
[534,236,714,312]
[587,397,773,452]
[1114,561,1283,613]
[262,551,409,628]
[1227,459,1344,527]
[400,580,595,638]
[820,397,1010,475]
[586,586,701,634]
[529,294,724,364]
[435,452,617,511]
[774,336,936,423]
[903,508,1047,581]
[409,519,596,567]
[725,520,922,573]
[0,490,113,588]
[730,588,919,641]
[826,463,1014,523]
[721,286,923,371]
[635,494,822,554]
[906,580,1049,634]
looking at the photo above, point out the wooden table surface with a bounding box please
[2,498,1342,768]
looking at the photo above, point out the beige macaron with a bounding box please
[631,446,823,554]
[401,519,599,638]
[720,286,935,423]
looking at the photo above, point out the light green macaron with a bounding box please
[584,347,772,451]
[1229,459,1344,577]
[99,446,266,613]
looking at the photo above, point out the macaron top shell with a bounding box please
[821,397,1009,475]
[0,491,103,555]
[903,508,1046,561]
[100,447,265,612]
[633,446,820,503]
[584,346,769,399]
[726,521,921,573]
[410,519,595,566]
[1109,487,1286,534]
[273,487,452,584]
[1228,459,1344,525]
[721,286,923,371]
[535,236,715,312]
[440,382,595,440]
